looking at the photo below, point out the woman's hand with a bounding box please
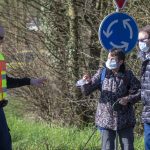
[119,97,129,106]
[82,74,91,83]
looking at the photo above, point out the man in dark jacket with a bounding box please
[138,25,150,150]
[0,76,45,150]
[0,26,46,150]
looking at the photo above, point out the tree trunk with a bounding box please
[67,0,79,82]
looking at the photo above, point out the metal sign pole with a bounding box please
[116,7,119,12]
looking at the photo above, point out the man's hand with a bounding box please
[30,78,47,87]
[119,97,129,106]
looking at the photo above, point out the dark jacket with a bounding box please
[139,51,150,123]
[0,76,30,150]
[6,75,30,89]
[81,68,141,130]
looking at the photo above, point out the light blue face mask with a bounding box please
[139,41,150,52]
[106,59,118,70]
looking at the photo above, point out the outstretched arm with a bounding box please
[7,75,30,89]
[7,75,46,89]
[79,68,102,96]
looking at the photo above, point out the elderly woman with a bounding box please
[77,48,140,150]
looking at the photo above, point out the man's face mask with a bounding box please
[106,59,119,70]
[139,41,150,53]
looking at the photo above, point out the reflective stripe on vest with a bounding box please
[0,53,7,101]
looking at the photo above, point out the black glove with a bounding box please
[0,99,8,107]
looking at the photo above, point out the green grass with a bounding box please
[3,99,145,150]
[6,115,100,150]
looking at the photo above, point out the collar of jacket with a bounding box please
[106,68,126,78]
[138,51,150,62]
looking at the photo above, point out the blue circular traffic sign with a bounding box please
[98,12,138,53]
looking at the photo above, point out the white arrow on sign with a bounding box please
[123,19,133,39]
[103,20,118,38]
[110,41,129,51]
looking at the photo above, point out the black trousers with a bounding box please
[0,108,12,150]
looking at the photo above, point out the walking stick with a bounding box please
[82,127,97,150]
[115,130,118,150]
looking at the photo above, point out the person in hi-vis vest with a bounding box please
[0,26,46,150]
[0,52,7,107]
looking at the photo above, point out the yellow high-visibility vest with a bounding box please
[0,53,7,101]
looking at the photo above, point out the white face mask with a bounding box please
[106,59,118,70]
[139,41,150,52]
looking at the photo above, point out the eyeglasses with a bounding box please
[138,37,150,42]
